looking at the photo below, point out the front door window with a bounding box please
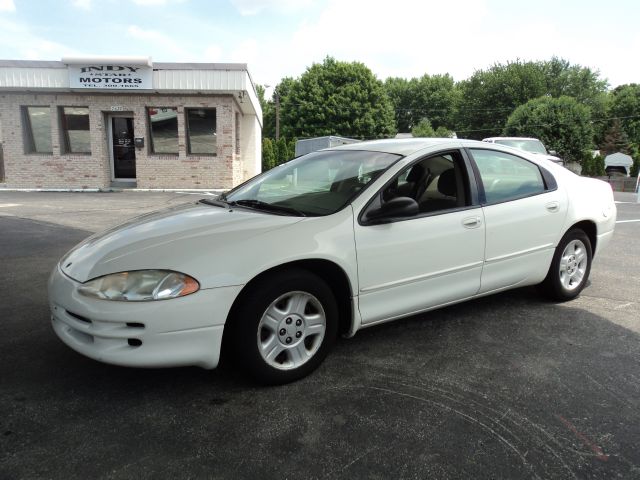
[112,117,136,179]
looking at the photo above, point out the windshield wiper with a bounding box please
[228,199,307,217]
[199,198,229,208]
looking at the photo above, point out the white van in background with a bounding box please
[482,137,564,165]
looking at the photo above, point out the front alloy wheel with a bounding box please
[229,268,338,384]
[257,291,326,370]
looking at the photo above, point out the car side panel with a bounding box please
[479,188,568,293]
[560,176,616,257]
[354,208,485,324]
[231,206,361,292]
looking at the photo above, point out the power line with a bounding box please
[266,100,640,118]
[454,114,640,134]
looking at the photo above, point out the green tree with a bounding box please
[411,74,457,130]
[280,57,396,139]
[256,84,268,112]
[581,153,607,177]
[593,155,606,176]
[385,74,457,133]
[455,60,547,139]
[411,118,435,137]
[257,79,296,139]
[411,119,453,138]
[262,137,276,171]
[629,144,640,177]
[256,84,275,139]
[269,78,296,139]
[384,77,414,133]
[610,84,640,146]
[434,126,454,138]
[454,58,609,141]
[262,136,297,168]
[600,119,631,155]
[590,93,613,148]
[287,137,297,160]
[539,57,609,146]
[631,158,640,177]
[275,137,289,165]
[541,57,608,105]
[504,96,594,163]
[581,153,594,176]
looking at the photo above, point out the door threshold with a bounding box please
[111,180,137,188]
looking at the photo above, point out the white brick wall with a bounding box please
[241,115,262,179]
[0,92,261,189]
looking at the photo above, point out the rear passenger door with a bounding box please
[468,148,568,293]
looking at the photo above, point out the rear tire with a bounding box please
[229,268,338,385]
[539,229,592,301]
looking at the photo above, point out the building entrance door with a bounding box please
[110,116,136,180]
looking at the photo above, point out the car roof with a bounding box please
[483,137,541,142]
[328,138,471,156]
[319,137,571,178]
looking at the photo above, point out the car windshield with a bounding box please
[218,149,401,216]
[494,139,548,155]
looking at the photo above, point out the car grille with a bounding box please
[67,311,91,324]
[53,307,146,349]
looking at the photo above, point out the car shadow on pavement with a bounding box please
[2,216,640,479]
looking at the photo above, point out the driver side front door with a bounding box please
[354,150,485,325]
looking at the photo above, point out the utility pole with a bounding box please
[275,93,280,140]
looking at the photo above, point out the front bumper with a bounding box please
[48,265,243,369]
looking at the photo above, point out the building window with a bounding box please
[186,108,216,155]
[61,107,90,154]
[235,112,240,155]
[148,107,178,154]
[22,106,52,154]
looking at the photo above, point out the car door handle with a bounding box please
[462,216,482,228]
[546,201,560,213]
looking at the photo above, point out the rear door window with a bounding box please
[470,149,545,204]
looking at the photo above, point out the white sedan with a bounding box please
[49,139,616,384]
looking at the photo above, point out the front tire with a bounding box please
[540,229,592,301]
[229,268,338,385]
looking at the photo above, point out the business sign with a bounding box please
[68,64,153,90]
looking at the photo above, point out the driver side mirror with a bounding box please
[365,196,419,224]
[549,150,558,157]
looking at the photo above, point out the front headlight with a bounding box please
[78,270,200,301]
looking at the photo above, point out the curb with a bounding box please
[0,187,224,194]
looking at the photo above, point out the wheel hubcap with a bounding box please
[257,291,326,370]
[559,239,588,291]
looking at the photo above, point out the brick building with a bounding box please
[0,57,262,189]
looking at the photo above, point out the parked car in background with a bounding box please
[295,135,360,157]
[483,137,564,165]
[605,166,629,177]
[49,138,615,384]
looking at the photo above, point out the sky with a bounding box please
[0,0,638,94]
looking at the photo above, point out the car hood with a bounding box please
[60,202,304,284]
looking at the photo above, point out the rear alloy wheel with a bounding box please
[540,229,592,301]
[230,269,338,384]
[559,239,589,292]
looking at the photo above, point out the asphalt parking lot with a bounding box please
[1,190,639,479]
